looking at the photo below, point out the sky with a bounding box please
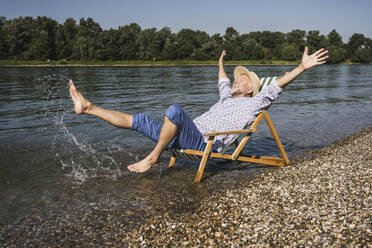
[1,0,372,42]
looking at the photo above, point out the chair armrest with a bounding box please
[203,128,257,137]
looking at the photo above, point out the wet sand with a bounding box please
[1,127,371,247]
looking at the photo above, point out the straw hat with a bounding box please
[233,66,260,97]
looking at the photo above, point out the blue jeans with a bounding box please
[131,104,207,151]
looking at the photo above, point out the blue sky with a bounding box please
[1,0,371,42]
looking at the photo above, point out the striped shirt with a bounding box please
[193,77,283,152]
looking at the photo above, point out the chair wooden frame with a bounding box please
[168,110,290,183]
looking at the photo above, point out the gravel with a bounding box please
[122,127,371,247]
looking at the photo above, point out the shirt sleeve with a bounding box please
[251,80,283,115]
[217,77,232,101]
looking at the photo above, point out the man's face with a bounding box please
[231,74,254,97]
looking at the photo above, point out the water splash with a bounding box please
[33,69,132,183]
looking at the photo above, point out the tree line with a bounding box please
[0,16,371,63]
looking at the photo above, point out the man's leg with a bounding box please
[69,80,132,128]
[127,116,178,173]
[128,104,207,173]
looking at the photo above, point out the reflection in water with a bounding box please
[0,65,371,234]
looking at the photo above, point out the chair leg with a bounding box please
[263,111,290,165]
[194,138,214,183]
[168,156,176,168]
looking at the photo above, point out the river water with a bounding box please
[0,65,371,237]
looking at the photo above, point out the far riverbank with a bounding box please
[0,59,368,67]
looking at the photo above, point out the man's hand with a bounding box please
[301,47,329,71]
[219,50,226,66]
[277,47,329,88]
[218,50,227,79]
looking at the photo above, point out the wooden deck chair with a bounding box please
[169,77,290,183]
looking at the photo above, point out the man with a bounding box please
[69,47,328,173]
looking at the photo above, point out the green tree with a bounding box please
[245,39,265,60]
[28,30,49,59]
[306,30,328,53]
[158,27,176,60]
[346,33,366,60]
[327,29,343,47]
[95,28,122,60]
[271,32,286,59]
[191,30,211,60]
[260,31,285,59]
[327,45,346,64]
[223,27,239,41]
[5,16,34,59]
[223,27,240,60]
[137,28,158,60]
[56,18,77,59]
[161,37,177,60]
[175,29,202,59]
[247,31,261,42]
[286,30,306,47]
[72,17,102,60]
[354,48,370,63]
[281,44,297,61]
[199,33,223,60]
[285,29,306,59]
[26,16,58,60]
[352,38,372,63]
[118,23,141,60]
[0,17,9,59]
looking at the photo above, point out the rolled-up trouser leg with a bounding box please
[131,104,206,151]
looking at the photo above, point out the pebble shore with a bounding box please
[123,127,371,247]
[1,127,371,247]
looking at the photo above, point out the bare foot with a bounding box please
[69,80,92,114]
[127,156,158,173]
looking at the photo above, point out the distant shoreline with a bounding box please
[0,60,369,67]
[0,60,298,67]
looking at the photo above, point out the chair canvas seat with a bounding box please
[169,77,289,183]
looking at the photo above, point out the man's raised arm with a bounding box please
[277,47,329,88]
[218,50,228,79]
